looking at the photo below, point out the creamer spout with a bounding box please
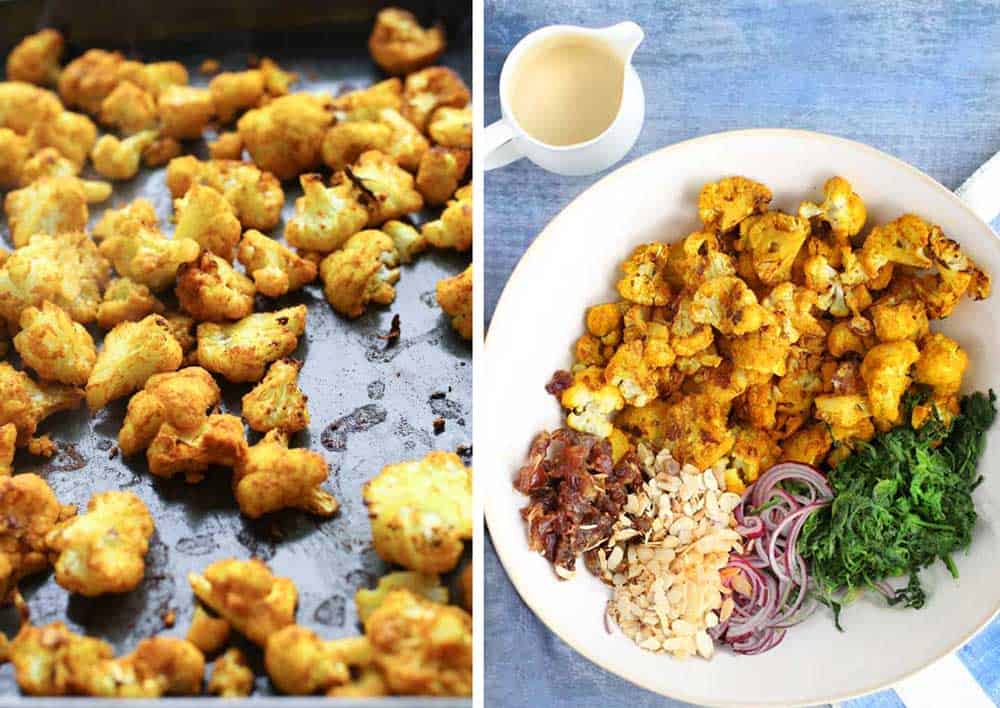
[599,21,644,63]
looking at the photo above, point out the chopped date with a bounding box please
[544,370,573,398]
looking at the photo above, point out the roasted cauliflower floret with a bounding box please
[560,365,624,438]
[780,423,832,466]
[264,625,364,695]
[186,605,230,655]
[617,243,670,305]
[736,211,810,285]
[860,340,920,426]
[123,61,189,99]
[93,197,159,241]
[6,29,63,86]
[4,175,88,247]
[14,302,97,386]
[207,131,243,160]
[208,70,264,124]
[196,305,307,382]
[208,648,253,697]
[798,176,866,242]
[164,311,197,364]
[0,127,30,188]
[119,366,220,457]
[100,636,205,697]
[45,490,153,597]
[378,107,429,171]
[0,363,83,447]
[56,49,123,114]
[189,558,297,647]
[98,217,200,291]
[332,78,402,122]
[284,172,369,253]
[350,150,424,225]
[698,176,772,233]
[913,227,993,318]
[86,314,183,410]
[236,229,317,297]
[148,136,186,170]
[173,184,242,261]
[365,588,472,696]
[321,120,392,171]
[416,146,469,205]
[690,275,770,336]
[233,429,336,518]
[368,7,446,76]
[99,81,157,134]
[0,423,16,477]
[259,57,297,96]
[176,252,256,322]
[402,67,470,133]
[16,146,80,185]
[869,297,929,343]
[146,413,246,482]
[90,130,158,180]
[0,81,63,134]
[363,451,472,574]
[729,425,781,485]
[860,213,933,277]
[422,183,471,251]
[382,219,427,263]
[0,232,110,326]
[436,265,472,340]
[355,571,449,625]
[241,358,310,433]
[320,230,400,318]
[914,332,968,397]
[27,109,97,167]
[97,277,165,330]
[428,105,472,149]
[157,85,214,140]
[237,93,332,180]
[166,156,285,231]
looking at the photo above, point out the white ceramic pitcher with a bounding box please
[484,21,645,176]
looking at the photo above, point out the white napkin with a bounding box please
[956,152,1000,224]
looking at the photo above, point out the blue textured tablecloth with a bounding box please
[484,1,1000,705]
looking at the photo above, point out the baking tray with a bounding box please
[0,0,472,701]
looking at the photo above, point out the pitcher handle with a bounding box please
[485,119,522,170]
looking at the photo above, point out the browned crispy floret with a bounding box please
[264,625,363,695]
[4,175,88,247]
[355,571,449,624]
[0,81,63,134]
[617,243,671,306]
[0,232,110,327]
[416,146,470,205]
[233,429,337,518]
[436,265,472,339]
[57,49,123,114]
[428,105,471,148]
[27,109,97,166]
[97,277,166,330]
[98,212,200,291]
[382,219,427,263]
[93,197,159,242]
[157,85,214,140]
[320,230,400,318]
[186,604,230,655]
[173,183,242,261]
[163,311,198,364]
[237,93,333,179]
[141,135,182,167]
[0,423,16,476]
[236,229,317,297]
[422,183,471,251]
[99,80,157,134]
[16,146,78,185]
[209,648,254,697]
[402,67,470,132]
[284,172,369,253]
[119,366,220,457]
[176,252,256,322]
[363,451,472,574]
[332,78,402,122]
[799,176,867,242]
[378,107,429,171]
[0,473,74,600]
[321,120,392,171]
[365,589,472,696]
[242,358,310,433]
[0,363,83,448]
[6,29,63,86]
[698,176,772,232]
[0,127,30,188]
[118,61,189,99]
[91,130,158,180]
[14,301,97,385]
[259,57,298,96]
[368,7,446,75]
[189,558,297,647]
[146,413,246,482]
[197,305,307,382]
[209,70,264,124]
[165,156,284,231]
[45,490,154,596]
[86,314,183,410]
[349,149,424,225]
[460,564,472,612]
[208,131,243,160]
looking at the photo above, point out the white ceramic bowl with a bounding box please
[484,129,1000,707]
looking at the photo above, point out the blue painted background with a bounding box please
[484,1,1000,706]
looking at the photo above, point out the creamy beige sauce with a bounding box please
[509,36,624,146]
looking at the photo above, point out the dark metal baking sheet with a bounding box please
[0,1,472,700]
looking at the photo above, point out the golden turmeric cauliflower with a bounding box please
[208,131,243,160]
[176,252,256,322]
[209,70,264,124]
[422,183,471,251]
[208,648,254,697]
[436,265,472,340]
[860,213,933,277]
[14,301,97,386]
[93,197,159,241]
[86,314,183,410]
[416,146,470,205]
[99,81,157,134]
[146,413,246,483]
[383,219,427,263]
[189,558,297,647]
[869,297,929,343]
[798,176,867,242]
[233,429,337,518]
[157,85,214,140]
[264,625,365,695]
[97,277,165,330]
[321,120,392,171]
[0,363,83,447]
[333,78,402,123]
[90,130,158,180]
[16,146,78,185]
[690,275,770,336]
[319,230,400,318]
[428,105,472,149]
[0,423,16,476]
[355,571,449,625]
[173,184,242,262]
[736,211,810,285]
[378,107,429,171]
[119,366,220,457]
[363,450,472,574]
[196,305,307,382]
[402,67,470,133]
[350,149,424,225]
[241,358,310,433]
[0,127,30,188]
[860,340,920,426]
[165,156,284,231]
[365,588,472,696]
[237,93,333,180]
[45,490,154,597]
[56,49,123,114]
[698,176,772,232]
[368,8,446,76]
[914,332,968,397]
[617,242,670,305]
[284,172,369,253]
[98,217,200,292]
[186,604,230,655]
[4,175,88,247]
[560,365,625,438]
[6,29,63,86]
[27,109,97,167]
[0,81,63,134]
[236,229,317,297]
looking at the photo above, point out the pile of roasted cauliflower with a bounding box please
[560,175,989,492]
[0,7,472,698]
